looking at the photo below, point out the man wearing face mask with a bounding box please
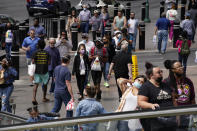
[78,4,91,33]
[112,31,122,52]
[78,33,95,54]
[89,38,108,100]
[44,38,61,93]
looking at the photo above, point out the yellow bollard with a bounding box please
[132,55,139,81]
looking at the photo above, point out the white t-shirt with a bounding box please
[5,30,13,43]
[166,9,178,21]
[78,40,95,54]
[128,19,137,34]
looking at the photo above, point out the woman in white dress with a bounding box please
[116,75,147,131]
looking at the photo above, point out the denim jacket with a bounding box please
[75,98,107,131]
[0,66,17,84]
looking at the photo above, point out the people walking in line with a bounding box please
[164,60,196,130]
[138,62,176,131]
[75,86,107,131]
[100,7,110,37]
[32,40,50,105]
[166,3,178,43]
[176,31,191,74]
[55,31,73,58]
[44,38,61,93]
[78,33,95,54]
[102,35,115,88]
[51,55,74,118]
[22,29,40,86]
[188,4,197,42]
[90,10,102,42]
[113,10,127,31]
[154,12,171,54]
[72,44,90,101]
[128,12,141,52]
[180,12,196,41]
[116,75,147,131]
[0,58,17,113]
[29,18,46,39]
[78,4,91,33]
[89,39,108,100]
[108,42,132,100]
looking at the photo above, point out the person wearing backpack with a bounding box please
[89,38,108,101]
[176,31,191,74]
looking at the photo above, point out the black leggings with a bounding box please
[76,74,86,97]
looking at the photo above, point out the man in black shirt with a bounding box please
[32,40,50,105]
[108,42,132,99]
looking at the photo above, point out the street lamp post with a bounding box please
[144,0,151,23]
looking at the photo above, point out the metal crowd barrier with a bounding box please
[1,105,197,131]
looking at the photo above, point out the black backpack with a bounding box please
[180,38,190,55]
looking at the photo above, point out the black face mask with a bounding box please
[156,77,163,83]
[103,42,108,44]
[96,44,102,49]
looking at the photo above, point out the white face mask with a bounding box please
[83,8,87,11]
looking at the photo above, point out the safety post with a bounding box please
[132,55,139,81]
[139,22,145,50]
[173,21,180,48]
[71,22,78,51]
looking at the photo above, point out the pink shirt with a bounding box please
[176,39,191,53]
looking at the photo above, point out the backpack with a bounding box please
[180,38,190,55]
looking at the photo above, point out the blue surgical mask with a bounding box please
[83,40,86,43]
[83,8,87,11]
[133,81,142,89]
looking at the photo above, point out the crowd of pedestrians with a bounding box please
[0,1,197,131]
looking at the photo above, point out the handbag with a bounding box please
[66,99,75,111]
[91,57,101,71]
[28,63,35,76]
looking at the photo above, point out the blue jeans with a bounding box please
[51,91,73,117]
[5,43,12,60]
[178,53,188,74]
[0,84,14,113]
[117,120,129,131]
[80,22,89,33]
[157,30,168,52]
[103,62,110,81]
[42,70,55,93]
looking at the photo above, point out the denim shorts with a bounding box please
[34,73,49,85]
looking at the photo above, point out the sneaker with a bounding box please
[105,82,110,88]
[32,100,38,105]
[87,82,90,86]
[104,82,107,86]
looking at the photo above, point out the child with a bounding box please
[75,86,107,131]
[176,30,191,74]
[72,44,90,101]
[27,106,58,123]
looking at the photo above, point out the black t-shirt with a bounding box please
[33,49,50,74]
[138,80,173,108]
[112,51,132,77]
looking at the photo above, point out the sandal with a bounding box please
[42,98,50,102]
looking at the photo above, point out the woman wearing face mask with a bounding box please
[116,75,147,131]
[72,44,90,101]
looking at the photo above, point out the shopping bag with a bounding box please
[91,57,101,71]
[28,64,35,76]
[153,35,157,48]
[195,51,197,63]
[66,99,75,111]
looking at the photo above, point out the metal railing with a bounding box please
[1,105,197,131]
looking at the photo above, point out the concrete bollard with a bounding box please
[51,18,58,38]
[126,3,131,20]
[60,15,66,33]
[141,2,146,21]
[71,22,78,51]
[160,1,165,18]
[104,22,112,37]
[181,0,186,20]
[173,21,180,48]
[139,22,145,50]
[114,3,119,17]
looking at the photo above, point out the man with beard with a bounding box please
[89,38,108,100]
[163,60,195,131]
[138,62,175,131]
[29,18,46,39]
